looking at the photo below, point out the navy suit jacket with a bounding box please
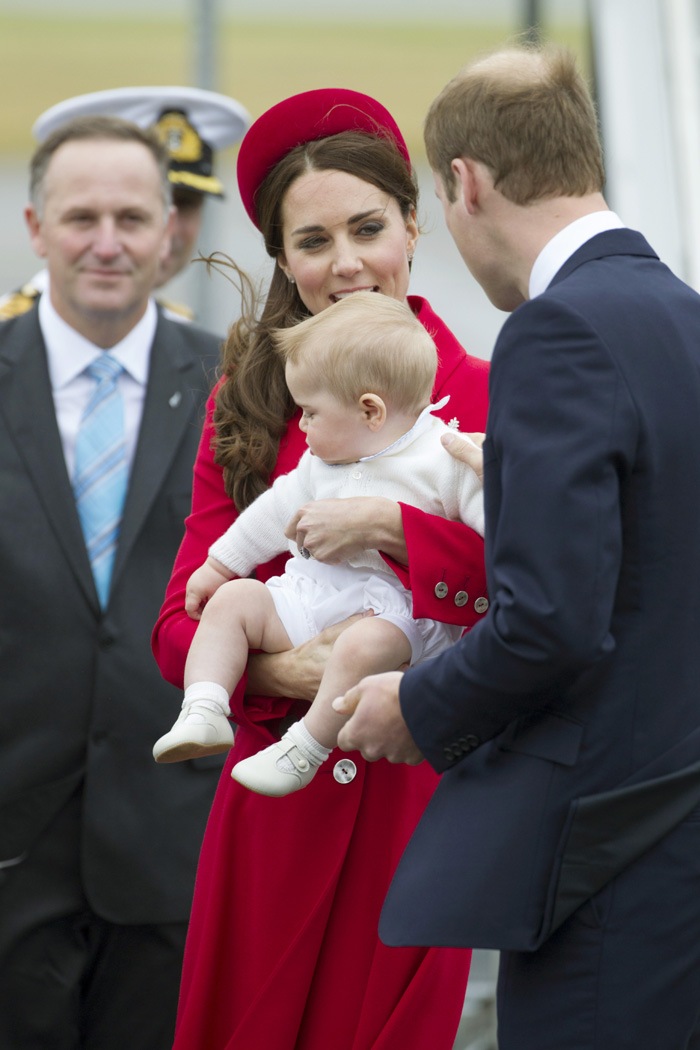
[380,229,700,951]
[0,304,222,924]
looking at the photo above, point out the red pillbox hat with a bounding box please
[237,87,411,228]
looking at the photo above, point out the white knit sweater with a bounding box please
[209,406,483,578]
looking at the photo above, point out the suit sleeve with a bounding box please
[400,297,638,772]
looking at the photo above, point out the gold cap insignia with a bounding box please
[153,110,203,163]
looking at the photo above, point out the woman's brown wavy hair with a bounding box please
[211,130,418,511]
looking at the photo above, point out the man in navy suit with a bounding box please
[335,43,700,1049]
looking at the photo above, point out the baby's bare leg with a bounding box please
[185,577,292,694]
[303,616,412,748]
[230,617,411,797]
[154,579,293,764]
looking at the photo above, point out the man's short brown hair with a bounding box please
[29,115,172,216]
[424,43,604,205]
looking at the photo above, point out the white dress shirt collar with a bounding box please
[39,292,157,391]
[529,211,626,300]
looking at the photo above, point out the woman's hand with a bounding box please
[285,497,407,564]
[246,612,370,701]
[441,431,485,479]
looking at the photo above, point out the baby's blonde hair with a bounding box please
[272,292,437,414]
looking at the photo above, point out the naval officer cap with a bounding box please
[33,86,251,198]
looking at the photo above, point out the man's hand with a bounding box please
[441,431,485,479]
[246,612,369,701]
[333,671,424,765]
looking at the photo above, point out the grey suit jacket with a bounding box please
[0,303,223,923]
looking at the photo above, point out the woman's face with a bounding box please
[278,168,418,317]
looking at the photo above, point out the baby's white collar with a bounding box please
[358,395,450,462]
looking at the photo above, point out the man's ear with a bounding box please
[25,205,46,258]
[359,393,387,430]
[451,157,480,215]
[160,205,176,263]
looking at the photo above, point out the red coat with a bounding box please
[152,296,489,1050]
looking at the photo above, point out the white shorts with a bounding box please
[265,557,462,665]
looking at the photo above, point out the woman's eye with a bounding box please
[357,221,384,237]
[298,236,326,251]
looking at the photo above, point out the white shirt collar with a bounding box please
[529,211,625,299]
[39,292,157,390]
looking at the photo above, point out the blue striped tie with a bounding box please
[73,354,128,608]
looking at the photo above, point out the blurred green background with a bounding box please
[0,14,588,160]
[0,6,589,352]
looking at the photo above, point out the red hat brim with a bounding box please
[236,87,411,229]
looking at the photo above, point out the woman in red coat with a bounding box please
[152,88,489,1050]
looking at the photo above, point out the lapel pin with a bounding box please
[169,391,182,409]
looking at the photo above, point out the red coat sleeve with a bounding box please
[386,297,490,630]
[152,392,238,688]
[152,387,305,705]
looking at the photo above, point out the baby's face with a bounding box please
[286,363,372,464]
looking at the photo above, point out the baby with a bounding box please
[153,292,484,796]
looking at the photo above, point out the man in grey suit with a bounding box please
[0,85,250,326]
[0,115,222,1048]
[335,44,700,1049]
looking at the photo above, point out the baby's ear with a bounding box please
[359,393,387,430]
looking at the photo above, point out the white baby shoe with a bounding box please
[231,736,319,796]
[153,699,234,763]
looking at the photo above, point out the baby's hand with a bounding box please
[185,558,233,620]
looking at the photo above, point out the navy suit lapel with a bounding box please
[112,315,210,586]
[0,308,97,606]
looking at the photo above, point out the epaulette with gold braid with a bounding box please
[0,283,40,321]
[157,297,195,323]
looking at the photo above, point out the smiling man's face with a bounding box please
[26,137,172,344]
